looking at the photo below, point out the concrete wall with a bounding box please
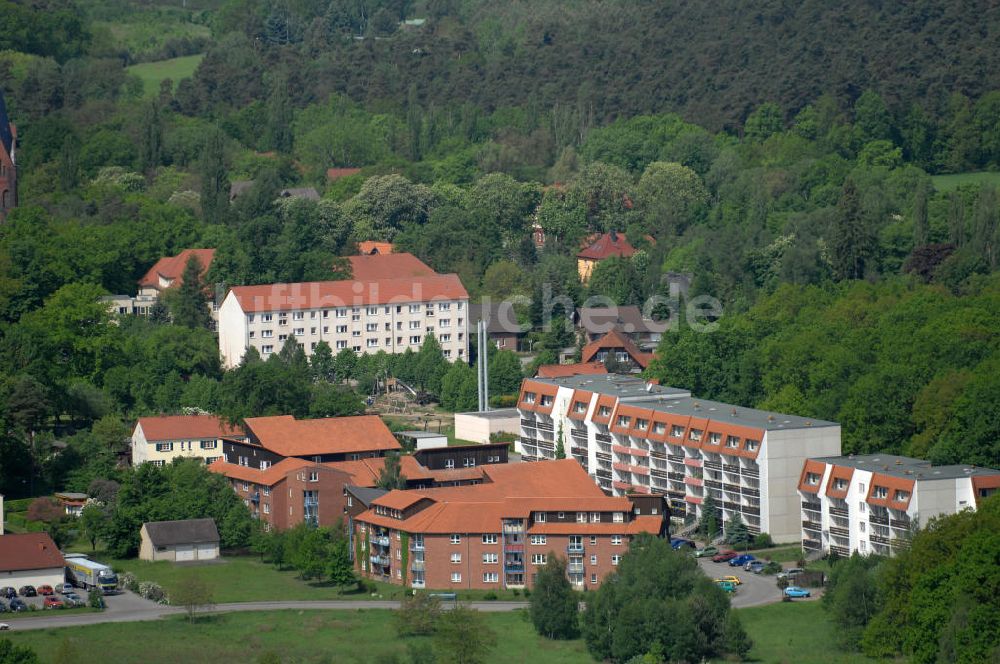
[0,568,65,590]
[218,292,249,369]
[455,411,519,444]
[763,426,841,543]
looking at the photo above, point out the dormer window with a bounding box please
[652,423,666,435]
[573,401,587,413]
[540,395,553,407]
[670,425,684,438]
[635,419,648,431]
[834,479,847,491]
[598,406,612,417]
[894,490,909,502]
[524,392,536,404]
[873,487,888,499]
[806,473,820,486]
[689,429,702,441]
[745,440,759,451]
[617,416,631,427]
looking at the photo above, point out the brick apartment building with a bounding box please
[516,374,842,543]
[131,414,245,466]
[798,454,1000,557]
[217,252,469,368]
[354,459,668,590]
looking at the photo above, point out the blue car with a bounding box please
[784,586,811,598]
[729,553,756,567]
[670,538,695,550]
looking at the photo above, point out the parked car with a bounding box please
[719,575,742,586]
[746,560,766,573]
[61,593,83,607]
[58,583,75,594]
[715,580,737,593]
[36,585,54,596]
[784,586,811,598]
[0,623,9,631]
[17,586,36,597]
[43,596,64,609]
[670,538,696,550]
[693,546,719,558]
[712,550,738,563]
[8,599,27,612]
[729,553,756,567]
[0,588,15,600]
[777,567,804,580]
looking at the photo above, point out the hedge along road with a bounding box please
[5,591,530,632]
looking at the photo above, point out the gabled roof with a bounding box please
[244,415,401,457]
[576,306,664,336]
[357,241,394,255]
[0,533,65,572]
[469,302,526,336]
[227,274,468,312]
[536,362,608,378]
[577,232,636,261]
[347,253,437,280]
[580,328,655,368]
[136,414,241,442]
[143,518,219,546]
[327,167,362,181]
[345,485,388,507]
[280,187,320,201]
[138,249,216,291]
[208,457,313,486]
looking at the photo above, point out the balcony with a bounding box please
[829,526,850,538]
[683,457,703,468]
[724,483,741,493]
[595,433,612,443]
[410,560,425,572]
[890,518,911,530]
[410,542,425,551]
[520,419,537,429]
[668,472,685,481]
[251,492,260,503]
[802,538,822,551]
[504,543,525,553]
[650,468,669,479]
[372,536,391,547]
[703,460,722,470]
[502,521,525,534]
[571,429,588,439]
[801,501,822,513]
[802,520,822,532]
[828,506,849,518]
[567,563,585,574]
[649,449,666,460]
[869,513,889,526]
[370,554,391,566]
[742,466,759,478]
[536,420,554,432]
[684,476,703,487]
[595,451,612,462]
[830,545,850,557]
[571,446,588,457]
[612,462,631,474]
[630,465,650,476]
[595,469,612,479]
[741,505,760,517]
[723,464,741,474]
[870,534,889,545]
[741,487,760,498]
[566,544,585,555]
[612,480,632,491]
[504,564,525,573]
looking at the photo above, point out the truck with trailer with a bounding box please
[64,554,119,594]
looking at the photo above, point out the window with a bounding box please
[156,442,173,452]
[293,328,304,336]
[335,308,346,318]
[724,434,738,447]
[540,395,553,406]
[834,478,847,490]
[859,522,866,533]
[438,302,451,311]
[530,535,547,545]
[535,512,546,523]
[445,459,455,469]
[635,418,648,431]
[689,429,703,441]
[366,323,378,332]
[573,401,587,413]
[336,340,347,349]
[612,555,621,566]
[241,482,250,491]
[247,314,255,323]
[557,512,565,519]
[616,416,630,427]
[591,573,598,585]
[590,512,600,523]
[248,331,255,339]
[335,325,348,334]
[263,503,270,514]
[310,312,317,319]
[262,314,273,322]
[598,406,612,417]
[652,422,666,435]
[670,425,685,437]
[263,486,270,496]
[482,553,498,564]
[806,473,821,486]
[483,572,498,583]
[450,534,461,544]
[590,536,597,546]
[590,554,597,565]
[409,304,421,313]
[367,338,378,347]
[482,534,497,544]
[261,329,273,338]
[859,502,867,513]
[745,440,759,451]
[260,461,271,470]
[293,312,304,320]
[451,573,461,583]
[531,554,547,565]
[858,483,866,493]
[440,334,451,343]
[894,490,909,502]
[613,512,624,523]
[439,318,450,328]
[611,535,623,545]
[309,472,319,482]
[463,457,476,468]
[410,335,421,344]
[352,330,361,337]
[576,512,587,523]
[278,334,287,341]
[873,487,888,499]
[150,460,164,467]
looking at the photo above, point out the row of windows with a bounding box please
[446,562,620,585]
[534,511,625,524]
[154,440,218,452]
[247,303,465,324]
[443,533,625,546]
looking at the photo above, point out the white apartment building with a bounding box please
[217,274,469,368]
[132,415,245,466]
[517,375,841,543]
[798,454,1000,557]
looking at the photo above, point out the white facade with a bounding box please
[218,291,470,369]
[517,375,841,543]
[131,423,230,466]
[0,567,65,589]
[454,409,520,444]
[799,454,1000,557]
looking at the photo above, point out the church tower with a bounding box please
[0,89,17,221]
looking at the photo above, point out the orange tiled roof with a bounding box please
[0,533,65,572]
[536,362,608,378]
[138,249,215,290]
[327,167,362,180]
[357,241,395,255]
[244,415,401,457]
[580,328,654,369]
[137,415,241,442]
[228,274,468,313]
[577,232,636,261]
[208,458,313,486]
[372,491,431,511]
[347,253,436,280]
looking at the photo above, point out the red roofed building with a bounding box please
[357,241,394,255]
[131,414,244,466]
[217,269,470,368]
[577,231,636,283]
[0,532,66,589]
[326,167,362,181]
[354,459,668,590]
[580,328,655,372]
[106,248,216,318]
[347,252,437,280]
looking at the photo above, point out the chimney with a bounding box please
[610,230,618,242]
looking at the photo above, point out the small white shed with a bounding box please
[139,518,220,562]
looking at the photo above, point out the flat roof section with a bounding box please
[458,408,519,420]
[530,374,690,401]
[811,453,1000,481]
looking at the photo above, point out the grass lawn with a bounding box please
[126,54,203,96]
[735,601,878,664]
[100,554,532,604]
[931,171,1000,191]
[4,609,592,664]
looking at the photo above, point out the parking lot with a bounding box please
[0,585,96,613]
[694,557,820,608]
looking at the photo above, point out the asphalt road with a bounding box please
[696,557,786,608]
[4,591,530,632]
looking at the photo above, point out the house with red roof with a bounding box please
[105,248,217,318]
[577,231,636,283]
[357,241,394,255]
[535,362,608,379]
[580,328,656,372]
[131,414,244,466]
[353,459,668,590]
[217,255,470,368]
[0,533,66,589]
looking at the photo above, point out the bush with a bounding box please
[483,591,498,601]
[751,532,774,549]
[88,588,105,609]
[120,572,139,592]
[395,593,442,637]
[137,581,167,603]
[761,561,783,575]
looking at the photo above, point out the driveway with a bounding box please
[5,592,529,632]
[696,557,785,608]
